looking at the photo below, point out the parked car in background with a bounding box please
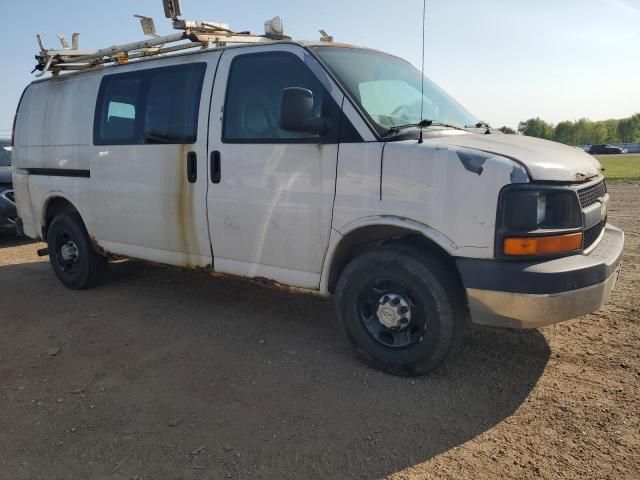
[588,144,628,155]
[0,144,18,233]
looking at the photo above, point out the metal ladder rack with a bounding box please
[33,0,291,77]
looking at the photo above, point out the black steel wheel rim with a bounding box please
[356,277,428,349]
[54,231,80,275]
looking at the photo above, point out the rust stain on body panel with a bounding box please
[176,144,198,267]
[90,236,110,257]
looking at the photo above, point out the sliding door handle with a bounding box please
[186,151,197,183]
[211,151,221,184]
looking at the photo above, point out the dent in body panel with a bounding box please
[224,217,241,231]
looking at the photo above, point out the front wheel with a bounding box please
[47,212,107,290]
[335,245,467,376]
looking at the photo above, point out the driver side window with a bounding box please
[223,52,340,143]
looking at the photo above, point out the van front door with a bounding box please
[90,54,220,267]
[207,46,345,289]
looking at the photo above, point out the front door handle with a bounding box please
[211,151,221,184]
[187,151,197,183]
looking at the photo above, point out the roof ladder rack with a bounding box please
[33,0,288,77]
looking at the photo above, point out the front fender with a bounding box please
[319,215,457,295]
[338,215,458,252]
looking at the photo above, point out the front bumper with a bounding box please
[457,224,624,329]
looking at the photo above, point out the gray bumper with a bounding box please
[457,224,624,329]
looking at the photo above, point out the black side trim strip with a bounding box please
[26,168,90,178]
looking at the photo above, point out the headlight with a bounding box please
[497,186,583,258]
[501,189,581,231]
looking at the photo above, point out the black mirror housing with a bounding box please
[280,87,329,135]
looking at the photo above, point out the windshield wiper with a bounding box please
[465,121,491,129]
[464,121,494,134]
[384,119,469,139]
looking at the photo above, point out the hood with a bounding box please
[0,166,12,186]
[424,133,603,182]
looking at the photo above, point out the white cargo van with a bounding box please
[12,32,624,375]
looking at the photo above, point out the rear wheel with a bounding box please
[47,212,107,290]
[335,245,467,376]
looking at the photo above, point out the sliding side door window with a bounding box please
[94,63,206,145]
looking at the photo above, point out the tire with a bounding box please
[335,244,467,377]
[46,212,107,290]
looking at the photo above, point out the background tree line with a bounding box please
[497,113,640,145]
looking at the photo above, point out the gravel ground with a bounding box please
[0,183,638,480]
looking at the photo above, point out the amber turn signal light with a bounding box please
[503,233,583,256]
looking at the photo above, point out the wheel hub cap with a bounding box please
[60,241,79,263]
[376,293,411,330]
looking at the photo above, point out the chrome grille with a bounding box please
[584,219,606,250]
[578,180,607,208]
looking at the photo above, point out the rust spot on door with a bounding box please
[176,144,198,267]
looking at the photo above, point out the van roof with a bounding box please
[31,38,389,85]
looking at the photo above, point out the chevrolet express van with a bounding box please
[12,41,624,376]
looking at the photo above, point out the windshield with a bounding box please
[0,147,10,167]
[312,47,478,135]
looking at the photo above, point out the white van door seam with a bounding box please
[204,51,224,269]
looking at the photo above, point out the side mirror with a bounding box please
[280,87,330,135]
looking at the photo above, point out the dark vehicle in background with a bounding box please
[588,144,628,155]
[0,142,18,233]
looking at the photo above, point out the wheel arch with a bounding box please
[41,194,85,239]
[322,216,463,295]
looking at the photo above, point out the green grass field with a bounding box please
[595,155,640,181]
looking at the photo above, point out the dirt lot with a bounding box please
[0,183,638,480]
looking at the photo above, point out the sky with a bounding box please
[0,0,638,136]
